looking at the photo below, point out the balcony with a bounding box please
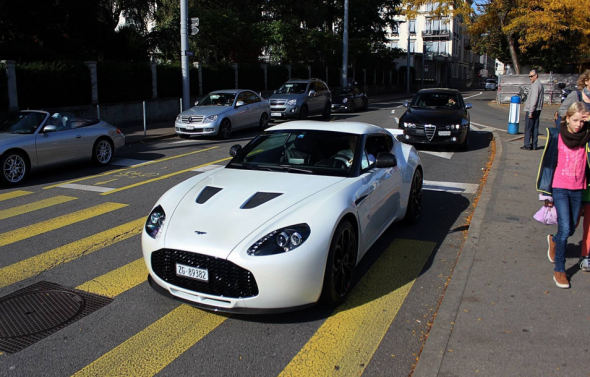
[422,30,451,39]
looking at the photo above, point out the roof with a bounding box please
[266,121,390,135]
[209,89,250,94]
[416,88,461,94]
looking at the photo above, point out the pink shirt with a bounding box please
[552,135,587,190]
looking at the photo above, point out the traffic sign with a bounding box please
[191,17,199,27]
[191,26,199,35]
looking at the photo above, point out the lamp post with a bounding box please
[180,0,190,112]
[406,18,410,93]
[342,0,349,86]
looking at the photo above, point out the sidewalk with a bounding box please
[414,110,590,376]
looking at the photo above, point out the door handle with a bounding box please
[76,134,82,138]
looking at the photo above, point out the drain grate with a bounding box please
[0,281,113,353]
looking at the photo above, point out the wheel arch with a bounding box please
[1,148,32,170]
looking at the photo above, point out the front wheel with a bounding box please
[322,104,331,120]
[92,138,113,165]
[218,119,231,139]
[1,152,28,186]
[320,221,357,306]
[259,113,269,131]
[403,169,423,224]
[299,106,309,120]
[458,129,470,151]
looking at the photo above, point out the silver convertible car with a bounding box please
[175,89,271,139]
[0,110,125,186]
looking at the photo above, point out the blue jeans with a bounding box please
[553,188,583,272]
[524,110,541,149]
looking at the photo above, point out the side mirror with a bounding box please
[273,90,277,94]
[374,152,397,168]
[43,125,58,133]
[236,101,245,107]
[194,100,199,106]
[229,144,242,157]
[308,89,316,97]
[403,101,410,108]
[464,103,473,110]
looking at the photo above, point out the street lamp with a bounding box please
[342,0,349,86]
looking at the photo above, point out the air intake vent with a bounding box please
[196,186,222,204]
[242,192,282,209]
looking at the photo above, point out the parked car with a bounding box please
[269,78,332,120]
[0,111,125,186]
[175,89,271,140]
[398,88,472,150]
[331,84,369,112]
[484,79,497,91]
[142,120,423,313]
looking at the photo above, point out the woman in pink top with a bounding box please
[538,102,590,288]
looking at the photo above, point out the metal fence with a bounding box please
[497,73,579,104]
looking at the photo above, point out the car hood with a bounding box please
[332,95,352,103]
[164,168,345,259]
[401,108,464,124]
[269,93,305,100]
[181,106,231,117]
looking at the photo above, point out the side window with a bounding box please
[237,92,248,105]
[366,135,393,160]
[247,92,261,104]
[317,82,327,92]
[308,82,317,93]
[353,86,360,95]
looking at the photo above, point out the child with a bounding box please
[538,102,590,288]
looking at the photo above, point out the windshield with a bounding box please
[410,92,461,110]
[276,83,307,95]
[196,93,236,106]
[333,88,353,96]
[227,130,361,177]
[0,112,46,134]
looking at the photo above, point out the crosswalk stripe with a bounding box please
[279,239,435,377]
[76,258,147,298]
[100,157,232,196]
[0,190,33,202]
[0,202,127,248]
[71,305,226,377]
[0,196,77,220]
[0,219,144,289]
[43,146,219,189]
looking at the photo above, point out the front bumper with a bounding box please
[270,105,300,119]
[175,120,219,136]
[331,103,353,112]
[401,127,468,145]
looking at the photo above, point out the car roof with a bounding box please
[266,120,390,135]
[209,89,250,94]
[416,88,461,94]
[286,78,323,83]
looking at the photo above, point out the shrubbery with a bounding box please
[97,61,152,103]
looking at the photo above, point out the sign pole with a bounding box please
[180,0,190,112]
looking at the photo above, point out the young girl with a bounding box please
[537,102,590,288]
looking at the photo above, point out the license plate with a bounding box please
[271,112,282,117]
[176,263,208,282]
[185,126,194,130]
[438,131,451,136]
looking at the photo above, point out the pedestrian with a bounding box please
[522,69,545,150]
[538,102,590,288]
[555,70,590,127]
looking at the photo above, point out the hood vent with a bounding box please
[241,192,283,209]
[196,186,223,204]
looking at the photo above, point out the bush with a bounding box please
[97,61,152,103]
[16,61,91,109]
[268,65,289,90]
[291,65,309,80]
[0,63,7,110]
[239,64,264,91]
[157,62,201,99]
[202,63,235,94]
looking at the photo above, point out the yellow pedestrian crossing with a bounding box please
[77,258,147,298]
[0,190,34,202]
[0,202,127,248]
[0,195,77,220]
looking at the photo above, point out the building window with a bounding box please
[391,41,399,49]
[410,19,416,33]
[410,41,415,52]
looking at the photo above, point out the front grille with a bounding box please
[270,100,286,106]
[424,124,436,141]
[151,249,259,299]
[270,107,286,112]
[181,115,204,124]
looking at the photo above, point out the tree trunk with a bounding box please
[506,33,521,74]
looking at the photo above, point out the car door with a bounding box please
[35,118,83,166]
[232,91,251,129]
[247,91,264,126]
[307,82,322,114]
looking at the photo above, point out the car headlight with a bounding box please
[286,99,297,106]
[176,115,182,121]
[404,122,416,128]
[145,205,166,239]
[342,98,348,103]
[203,115,218,123]
[247,224,311,256]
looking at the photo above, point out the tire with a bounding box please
[1,151,28,186]
[299,106,308,120]
[320,220,357,306]
[458,128,470,151]
[92,138,113,165]
[403,169,423,225]
[218,119,231,139]
[349,101,356,113]
[259,112,269,131]
[322,104,331,120]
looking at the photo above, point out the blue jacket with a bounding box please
[536,127,590,194]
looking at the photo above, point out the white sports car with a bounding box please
[142,121,423,313]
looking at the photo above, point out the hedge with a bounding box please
[238,64,265,92]
[15,61,91,109]
[202,64,234,94]
[267,65,289,90]
[0,63,7,110]
[97,61,152,103]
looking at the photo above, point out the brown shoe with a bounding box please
[553,272,570,289]
[547,235,555,263]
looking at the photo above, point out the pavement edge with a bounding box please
[412,130,503,377]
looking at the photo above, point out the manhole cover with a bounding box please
[0,290,85,338]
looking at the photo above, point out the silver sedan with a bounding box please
[175,89,271,139]
[0,110,125,186]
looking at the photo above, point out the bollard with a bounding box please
[508,95,520,134]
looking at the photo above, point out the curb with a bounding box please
[412,130,503,377]
[125,132,178,146]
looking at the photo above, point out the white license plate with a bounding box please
[176,263,208,282]
[438,131,451,136]
[271,112,282,117]
[185,126,194,130]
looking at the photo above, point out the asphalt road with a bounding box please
[0,90,499,376]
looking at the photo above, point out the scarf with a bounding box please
[560,122,590,148]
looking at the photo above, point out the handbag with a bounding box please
[533,200,558,225]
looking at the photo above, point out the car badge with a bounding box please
[194,231,207,235]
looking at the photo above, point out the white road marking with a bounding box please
[57,184,115,193]
[192,165,223,172]
[463,92,483,99]
[471,122,507,133]
[111,158,149,167]
[419,150,454,159]
[169,139,207,144]
[424,180,479,194]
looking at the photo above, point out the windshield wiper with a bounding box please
[272,165,314,174]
